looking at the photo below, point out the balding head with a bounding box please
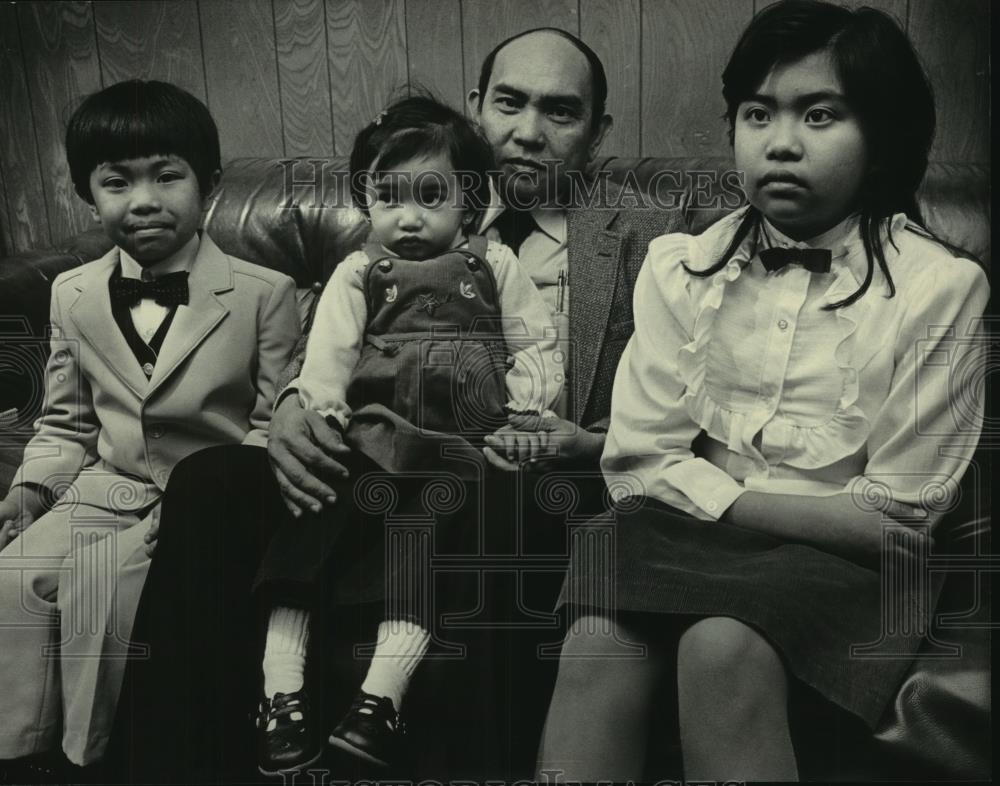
[468,29,613,205]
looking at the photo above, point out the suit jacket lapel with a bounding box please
[146,235,232,398]
[68,249,148,398]
[567,206,622,423]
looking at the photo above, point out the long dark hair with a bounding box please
[693,0,936,309]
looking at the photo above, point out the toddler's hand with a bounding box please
[484,416,557,470]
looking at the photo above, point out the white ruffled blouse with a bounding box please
[602,207,989,520]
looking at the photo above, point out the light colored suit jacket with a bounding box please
[10,234,300,510]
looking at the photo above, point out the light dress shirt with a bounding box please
[483,205,570,418]
[602,207,989,521]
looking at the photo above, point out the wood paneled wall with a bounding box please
[0,0,989,255]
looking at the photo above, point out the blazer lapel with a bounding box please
[567,206,623,423]
[68,249,148,398]
[146,235,232,398]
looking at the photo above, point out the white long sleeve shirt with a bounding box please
[603,208,989,520]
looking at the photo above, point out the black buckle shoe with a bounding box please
[257,690,322,775]
[328,691,405,768]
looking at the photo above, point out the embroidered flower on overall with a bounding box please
[413,292,452,316]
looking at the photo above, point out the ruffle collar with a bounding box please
[671,208,909,470]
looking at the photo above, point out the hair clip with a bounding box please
[372,110,388,127]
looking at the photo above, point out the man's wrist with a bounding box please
[275,387,303,412]
[581,429,606,461]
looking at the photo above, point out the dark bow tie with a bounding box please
[110,271,189,308]
[758,247,832,274]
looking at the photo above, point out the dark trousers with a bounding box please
[107,444,608,782]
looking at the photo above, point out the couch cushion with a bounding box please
[204,157,369,290]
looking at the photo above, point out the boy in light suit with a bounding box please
[0,80,300,766]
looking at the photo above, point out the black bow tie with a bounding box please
[493,209,538,255]
[758,247,832,274]
[110,271,189,308]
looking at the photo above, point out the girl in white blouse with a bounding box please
[537,1,988,781]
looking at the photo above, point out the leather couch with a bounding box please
[0,156,990,780]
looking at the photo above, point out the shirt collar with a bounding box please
[531,207,567,244]
[478,179,567,244]
[759,213,908,287]
[119,232,199,281]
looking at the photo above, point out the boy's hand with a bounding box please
[143,506,162,558]
[483,415,605,471]
[0,521,15,551]
[267,394,351,518]
[0,495,38,550]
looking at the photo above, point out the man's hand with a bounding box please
[267,394,351,517]
[0,491,41,550]
[483,415,605,472]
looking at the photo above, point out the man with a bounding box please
[111,28,685,781]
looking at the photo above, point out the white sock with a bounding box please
[262,606,310,699]
[359,619,430,710]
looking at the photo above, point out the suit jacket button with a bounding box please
[378,259,393,273]
[311,281,323,294]
[142,362,155,376]
[149,425,164,439]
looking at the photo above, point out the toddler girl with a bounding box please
[255,95,562,774]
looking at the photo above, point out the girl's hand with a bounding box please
[724,491,932,569]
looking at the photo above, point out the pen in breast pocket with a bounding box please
[556,270,566,313]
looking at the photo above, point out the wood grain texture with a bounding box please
[909,0,989,163]
[17,1,103,243]
[326,0,409,157]
[580,0,640,157]
[461,0,580,98]
[642,0,752,157]
[94,0,206,101]
[405,0,465,110]
[0,2,52,252]
[274,0,335,156]
[755,0,906,23]
[199,0,284,160]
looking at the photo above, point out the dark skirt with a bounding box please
[558,496,940,729]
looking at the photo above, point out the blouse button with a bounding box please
[141,362,155,376]
[706,501,719,512]
[777,318,789,331]
[311,281,323,294]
